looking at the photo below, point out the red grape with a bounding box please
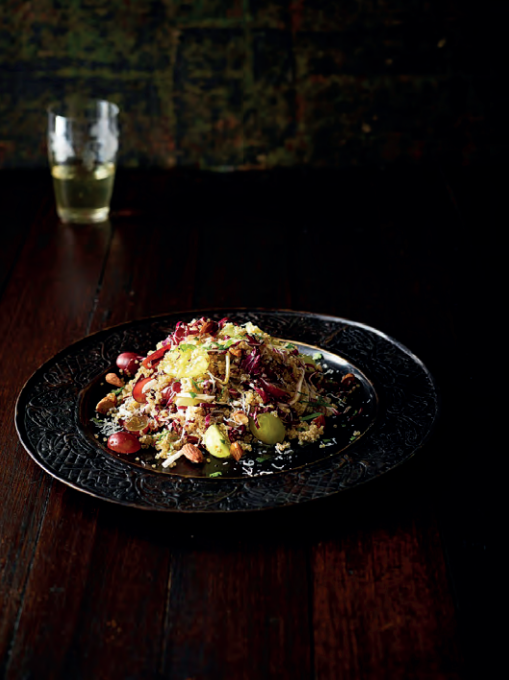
[107,432,140,454]
[141,345,171,369]
[132,376,154,404]
[116,352,143,376]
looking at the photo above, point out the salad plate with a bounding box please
[15,309,439,512]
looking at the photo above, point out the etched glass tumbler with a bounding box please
[47,97,119,223]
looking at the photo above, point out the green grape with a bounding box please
[249,413,286,445]
[203,424,231,458]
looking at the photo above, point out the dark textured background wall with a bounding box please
[0,0,489,169]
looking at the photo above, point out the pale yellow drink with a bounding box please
[48,97,119,224]
[51,162,115,223]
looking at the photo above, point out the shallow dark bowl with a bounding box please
[15,309,439,512]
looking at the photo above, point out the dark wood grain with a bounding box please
[0,171,50,299]
[311,509,462,679]
[162,537,311,680]
[432,164,497,680]
[0,197,111,676]
[0,166,493,680]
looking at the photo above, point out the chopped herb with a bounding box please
[302,396,330,407]
[91,417,104,425]
[210,339,234,351]
[191,379,200,391]
[285,343,296,350]
[112,386,123,396]
[256,456,269,463]
[178,343,197,352]
[189,392,197,399]
[301,412,323,421]
[209,471,222,477]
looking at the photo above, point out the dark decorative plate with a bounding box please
[15,310,439,512]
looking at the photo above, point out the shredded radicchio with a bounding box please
[97,316,361,470]
[254,386,269,403]
[241,348,262,375]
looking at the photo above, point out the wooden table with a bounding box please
[0,166,493,679]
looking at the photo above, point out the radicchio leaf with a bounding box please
[241,348,262,376]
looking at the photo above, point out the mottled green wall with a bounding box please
[0,1,486,169]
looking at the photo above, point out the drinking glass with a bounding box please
[47,97,119,223]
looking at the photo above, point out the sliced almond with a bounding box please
[231,410,249,425]
[105,373,124,388]
[230,442,244,461]
[228,345,243,357]
[341,373,356,388]
[96,394,117,414]
[181,443,204,464]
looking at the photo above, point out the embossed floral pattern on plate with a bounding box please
[15,309,439,512]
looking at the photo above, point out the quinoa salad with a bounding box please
[93,317,362,473]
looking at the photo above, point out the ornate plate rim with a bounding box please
[14,308,440,513]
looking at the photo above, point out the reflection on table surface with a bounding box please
[0,166,494,680]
